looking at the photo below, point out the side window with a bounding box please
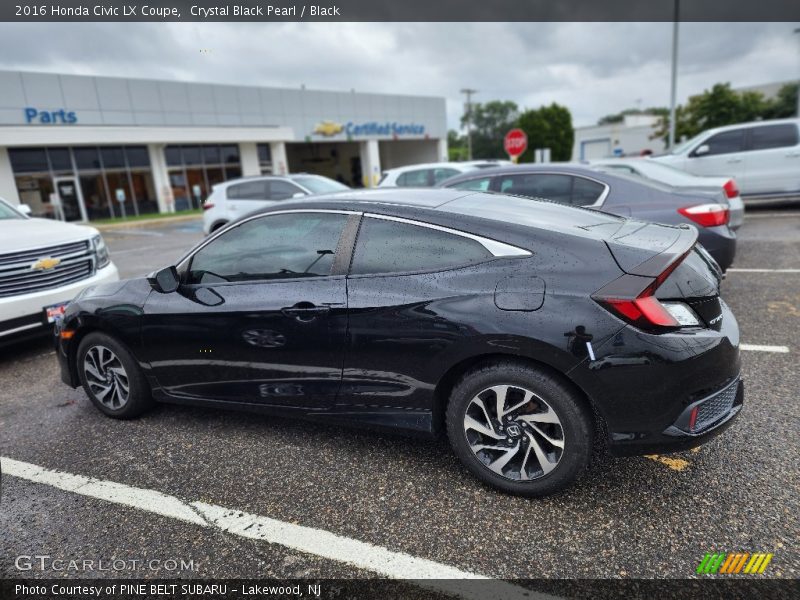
[750,124,799,151]
[696,130,745,156]
[350,217,493,275]
[268,180,304,200]
[572,177,606,205]
[226,181,269,200]
[188,212,348,284]
[432,168,460,184]
[498,174,573,205]
[396,169,432,187]
[449,177,492,191]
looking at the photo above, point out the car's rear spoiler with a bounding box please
[604,221,699,278]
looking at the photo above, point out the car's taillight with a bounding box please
[723,179,739,199]
[678,203,729,228]
[592,248,700,331]
[202,202,214,211]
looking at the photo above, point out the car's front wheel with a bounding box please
[446,360,593,497]
[76,332,153,419]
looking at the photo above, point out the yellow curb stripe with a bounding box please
[757,554,773,574]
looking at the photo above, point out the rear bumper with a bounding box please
[697,227,736,271]
[568,298,742,456]
[610,378,743,456]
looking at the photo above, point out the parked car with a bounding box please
[377,162,482,187]
[55,189,742,497]
[0,197,118,346]
[590,158,744,230]
[202,173,349,234]
[652,118,800,203]
[439,164,737,271]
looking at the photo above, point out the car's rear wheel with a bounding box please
[77,332,153,419]
[446,360,593,497]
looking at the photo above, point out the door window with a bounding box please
[749,124,799,151]
[432,168,460,184]
[188,212,349,284]
[449,177,492,191]
[572,177,606,205]
[268,180,304,200]
[226,180,269,200]
[498,174,573,204]
[396,169,432,187]
[350,217,492,275]
[695,130,745,156]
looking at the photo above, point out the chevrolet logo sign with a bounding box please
[31,257,61,271]
[313,121,344,136]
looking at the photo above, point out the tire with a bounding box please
[446,360,593,497]
[76,332,153,419]
[211,221,228,233]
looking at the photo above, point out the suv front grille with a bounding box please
[0,240,94,298]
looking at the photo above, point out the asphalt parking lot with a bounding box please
[0,211,798,590]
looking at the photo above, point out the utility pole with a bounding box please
[460,88,478,160]
[795,28,800,117]
[668,0,680,150]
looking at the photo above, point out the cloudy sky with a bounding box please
[0,22,797,128]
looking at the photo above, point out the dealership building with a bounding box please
[0,70,448,221]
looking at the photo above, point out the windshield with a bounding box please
[671,131,706,155]
[291,176,349,194]
[0,199,24,220]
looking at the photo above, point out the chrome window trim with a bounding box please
[176,209,358,269]
[363,213,531,257]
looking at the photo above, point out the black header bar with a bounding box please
[2,0,799,22]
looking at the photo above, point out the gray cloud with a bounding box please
[0,22,797,128]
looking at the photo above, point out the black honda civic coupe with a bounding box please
[55,189,743,497]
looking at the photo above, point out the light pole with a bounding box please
[668,0,680,150]
[795,28,800,117]
[460,88,478,160]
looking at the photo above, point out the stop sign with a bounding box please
[504,128,528,158]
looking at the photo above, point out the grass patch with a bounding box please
[90,208,201,225]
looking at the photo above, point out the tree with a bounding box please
[654,82,797,145]
[460,100,519,159]
[764,84,799,119]
[447,129,468,161]
[516,103,574,162]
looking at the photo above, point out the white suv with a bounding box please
[0,198,119,345]
[202,174,349,235]
[654,118,800,201]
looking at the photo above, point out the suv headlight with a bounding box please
[91,234,110,269]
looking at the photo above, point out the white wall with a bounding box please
[378,139,441,170]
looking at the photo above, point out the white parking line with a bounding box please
[741,344,790,353]
[1,457,548,600]
[727,268,800,273]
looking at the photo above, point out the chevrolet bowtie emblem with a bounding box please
[313,121,344,136]
[31,257,61,271]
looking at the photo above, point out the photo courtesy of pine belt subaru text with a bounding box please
[54,189,743,497]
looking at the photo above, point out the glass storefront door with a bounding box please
[54,177,86,222]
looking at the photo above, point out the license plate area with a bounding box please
[43,301,69,324]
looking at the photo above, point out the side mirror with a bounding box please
[148,266,180,293]
[292,192,307,198]
[693,144,710,157]
[17,204,32,216]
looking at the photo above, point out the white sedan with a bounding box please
[0,198,118,345]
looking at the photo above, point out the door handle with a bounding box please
[281,302,331,322]
[786,152,800,158]
[726,158,742,163]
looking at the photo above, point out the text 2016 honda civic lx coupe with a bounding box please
[55,189,743,497]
